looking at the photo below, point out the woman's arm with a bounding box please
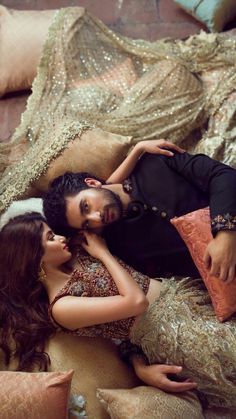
[52,232,148,330]
[106,140,185,184]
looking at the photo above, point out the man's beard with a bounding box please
[95,187,123,225]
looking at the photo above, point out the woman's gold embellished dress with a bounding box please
[0,7,236,211]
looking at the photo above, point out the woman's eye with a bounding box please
[49,234,55,241]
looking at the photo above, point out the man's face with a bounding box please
[66,187,123,230]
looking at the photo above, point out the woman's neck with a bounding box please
[44,265,72,303]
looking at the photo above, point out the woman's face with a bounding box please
[41,223,71,267]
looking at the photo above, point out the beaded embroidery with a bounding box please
[211,213,236,234]
[49,252,150,340]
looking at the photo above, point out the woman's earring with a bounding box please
[38,263,47,282]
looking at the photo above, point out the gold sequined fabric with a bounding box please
[130,277,236,410]
[0,8,236,211]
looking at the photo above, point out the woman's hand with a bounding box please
[135,139,185,157]
[132,355,197,393]
[80,231,110,259]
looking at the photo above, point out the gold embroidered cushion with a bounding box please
[0,370,73,419]
[170,207,236,321]
[34,128,133,191]
[96,386,204,419]
[0,6,57,96]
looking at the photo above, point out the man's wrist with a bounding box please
[133,142,144,156]
[211,213,236,236]
[215,229,236,240]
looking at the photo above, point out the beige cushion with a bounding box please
[0,198,43,230]
[34,128,133,191]
[97,386,204,419]
[0,6,56,96]
[46,333,140,419]
[0,369,73,419]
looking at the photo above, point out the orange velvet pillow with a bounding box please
[0,370,73,419]
[171,207,236,321]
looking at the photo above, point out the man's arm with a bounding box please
[165,152,236,282]
[106,140,185,184]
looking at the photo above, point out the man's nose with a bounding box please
[88,211,101,222]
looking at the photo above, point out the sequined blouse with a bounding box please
[49,251,150,340]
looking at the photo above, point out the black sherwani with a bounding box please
[104,152,236,277]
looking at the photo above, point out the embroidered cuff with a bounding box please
[118,340,148,364]
[211,213,236,235]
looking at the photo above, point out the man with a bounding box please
[43,151,236,281]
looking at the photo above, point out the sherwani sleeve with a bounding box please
[165,152,236,235]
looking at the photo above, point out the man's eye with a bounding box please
[84,221,89,230]
[83,201,89,212]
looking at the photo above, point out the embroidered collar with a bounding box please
[122,178,133,194]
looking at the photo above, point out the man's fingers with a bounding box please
[158,141,185,153]
[203,250,211,268]
[219,266,228,282]
[158,149,174,156]
[225,266,236,284]
[210,260,220,277]
[171,144,185,153]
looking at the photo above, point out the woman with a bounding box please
[0,212,236,411]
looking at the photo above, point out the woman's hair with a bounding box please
[0,212,55,371]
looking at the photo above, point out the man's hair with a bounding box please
[43,171,103,236]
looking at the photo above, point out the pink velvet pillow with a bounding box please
[0,370,73,419]
[171,207,236,321]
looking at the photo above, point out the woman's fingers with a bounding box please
[156,364,197,393]
[161,377,197,393]
[159,365,182,374]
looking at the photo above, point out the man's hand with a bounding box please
[204,230,236,283]
[136,139,185,157]
[132,355,197,393]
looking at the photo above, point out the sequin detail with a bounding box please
[130,276,236,410]
[211,213,236,234]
